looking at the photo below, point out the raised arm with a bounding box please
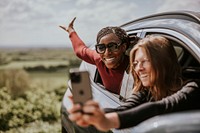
[59,17,76,34]
[59,17,99,64]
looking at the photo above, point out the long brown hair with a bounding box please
[130,35,182,100]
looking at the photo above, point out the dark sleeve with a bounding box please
[117,81,200,129]
[104,90,148,113]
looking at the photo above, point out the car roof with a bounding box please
[119,11,200,53]
[120,11,200,27]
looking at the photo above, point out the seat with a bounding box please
[182,67,200,80]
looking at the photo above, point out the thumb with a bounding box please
[59,25,67,31]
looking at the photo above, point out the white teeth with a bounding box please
[105,57,115,61]
[140,74,148,78]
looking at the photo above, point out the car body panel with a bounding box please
[131,110,200,133]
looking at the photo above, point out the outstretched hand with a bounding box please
[68,100,118,132]
[59,17,76,34]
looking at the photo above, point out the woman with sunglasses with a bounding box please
[60,17,130,94]
[68,35,200,132]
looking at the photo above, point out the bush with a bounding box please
[0,86,62,132]
[0,53,12,65]
[0,68,68,132]
[4,120,61,133]
[0,69,30,97]
[68,59,81,67]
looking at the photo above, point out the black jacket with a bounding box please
[104,80,200,129]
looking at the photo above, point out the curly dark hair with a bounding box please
[96,26,130,47]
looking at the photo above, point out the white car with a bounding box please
[61,11,200,133]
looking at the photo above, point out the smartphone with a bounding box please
[69,68,93,105]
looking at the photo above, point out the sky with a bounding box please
[0,0,200,48]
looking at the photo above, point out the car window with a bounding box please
[174,46,184,60]
[145,33,200,80]
[93,68,103,85]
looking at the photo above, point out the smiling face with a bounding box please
[134,47,153,87]
[99,33,126,69]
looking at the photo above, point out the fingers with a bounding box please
[84,100,100,107]
[68,110,82,121]
[68,95,73,101]
[68,103,91,127]
[68,95,73,99]
[59,17,76,33]
[67,100,107,130]
[68,103,81,114]
[59,25,67,31]
[76,119,90,127]
[70,17,76,26]
[68,17,76,29]
[68,104,83,121]
[83,100,101,113]
[82,105,107,131]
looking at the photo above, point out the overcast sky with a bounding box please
[0,0,200,48]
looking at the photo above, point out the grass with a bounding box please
[29,70,68,91]
[0,47,80,132]
[0,60,69,69]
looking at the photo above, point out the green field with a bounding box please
[0,60,69,69]
[0,47,81,133]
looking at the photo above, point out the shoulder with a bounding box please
[182,80,200,89]
[179,80,200,95]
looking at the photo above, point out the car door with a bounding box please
[111,27,200,132]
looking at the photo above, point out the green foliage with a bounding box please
[0,68,67,132]
[0,85,65,132]
[68,58,81,67]
[0,53,11,65]
[0,48,79,132]
[54,85,68,101]
[0,69,30,97]
[24,64,69,72]
[4,120,61,133]
[0,48,76,62]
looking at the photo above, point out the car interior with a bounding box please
[166,36,200,80]
[142,33,200,81]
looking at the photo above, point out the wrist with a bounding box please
[105,112,120,129]
[69,30,76,37]
[68,29,75,34]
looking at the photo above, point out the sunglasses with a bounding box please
[95,42,122,54]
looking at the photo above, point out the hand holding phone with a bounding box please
[69,68,93,105]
